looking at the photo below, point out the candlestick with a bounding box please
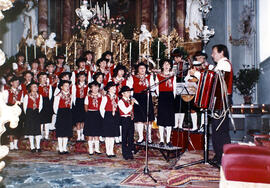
[34,44,36,59]
[55,44,58,56]
[129,42,132,62]
[65,45,68,62]
[25,45,28,62]
[157,39,160,59]
[119,43,122,61]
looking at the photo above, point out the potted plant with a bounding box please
[233,65,260,104]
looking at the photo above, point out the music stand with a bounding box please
[174,109,210,169]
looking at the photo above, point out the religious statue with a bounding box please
[45,32,57,60]
[185,0,203,41]
[45,32,56,48]
[20,0,38,46]
[75,0,96,29]
[0,0,13,21]
[36,31,47,48]
[139,24,152,43]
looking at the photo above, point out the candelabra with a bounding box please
[75,0,96,29]
[198,0,214,52]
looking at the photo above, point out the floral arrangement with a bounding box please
[91,15,126,30]
[233,65,260,98]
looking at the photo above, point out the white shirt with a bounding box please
[23,94,43,114]
[214,57,231,72]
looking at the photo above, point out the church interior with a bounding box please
[0,0,270,187]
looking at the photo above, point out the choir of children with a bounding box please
[2,48,204,161]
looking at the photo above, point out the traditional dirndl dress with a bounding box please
[73,84,88,123]
[24,93,42,136]
[157,91,175,126]
[83,94,103,136]
[101,95,120,137]
[54,91,73,138]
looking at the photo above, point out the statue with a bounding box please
[36,31,47,48]
[0,0,13,21]
[45,32,56,48]
[139,24,152,43]
[21,0,38,46]
[45,32,57,60]
[185,0,203,41]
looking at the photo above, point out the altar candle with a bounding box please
[55,44,58,56]
[45,45,47,55]
[157,40,160,59]
[34,44,36,59]
[129,42,132,61]
[168,36,170,57]
[65,45,68,62]
[110,41,113,52]
[74,42,77,59]
[119,43,122,61]
[25,45,28,62]
[147,40,149,56]
[139,41,141,58]
[16,44,19,53]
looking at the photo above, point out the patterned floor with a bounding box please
[0,146,220,187]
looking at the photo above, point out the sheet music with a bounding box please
[176,82,197,95]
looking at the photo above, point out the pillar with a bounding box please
[38,0,48,33]
[158,0,170,36]
[141,0,152,31]
[63,0,72,43]
[175,0,186,39]
[135,0,142,28]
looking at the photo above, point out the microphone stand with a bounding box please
[135,73,175,183]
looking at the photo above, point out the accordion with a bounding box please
[194,70,218,109]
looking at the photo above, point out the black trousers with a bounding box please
[121,117,135,158]
[211,113,231,163]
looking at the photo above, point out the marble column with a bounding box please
[141,0,152,30]
[135,0,142,28]
[38,0,48,33]
[63,0,72,43]
[158,0,170,36]
[175,0,186,39]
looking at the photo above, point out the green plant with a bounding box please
[233,66,260,96]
